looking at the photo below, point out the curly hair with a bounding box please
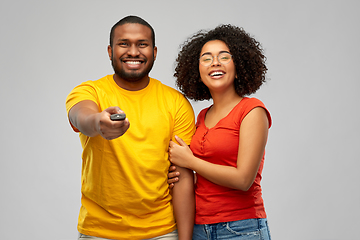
[174,24,267,100]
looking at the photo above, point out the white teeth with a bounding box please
[210,71,224,77]
[126,61,141,65]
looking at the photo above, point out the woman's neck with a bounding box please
[204,89,243,129]
[210,89,243,114]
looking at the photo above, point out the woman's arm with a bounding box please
[169,107,269,191]
[172,165,195,240]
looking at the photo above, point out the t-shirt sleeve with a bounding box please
[241,98,272,128]
[172,95,196,145]
[65,81,99,132]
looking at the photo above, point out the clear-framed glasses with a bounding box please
[199,52,232,67]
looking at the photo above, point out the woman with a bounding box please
[168,25,272,239]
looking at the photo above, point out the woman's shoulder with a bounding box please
[237,97,271,127]
[240,97,265,107]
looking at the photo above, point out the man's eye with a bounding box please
[139,43,148,47]
[118,42,128,47]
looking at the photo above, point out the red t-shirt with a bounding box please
[190,97,272,224]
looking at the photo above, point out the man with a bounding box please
[66,16,195,240]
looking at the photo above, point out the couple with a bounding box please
[66,15,271,240]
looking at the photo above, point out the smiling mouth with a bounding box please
[209,71,225,77]
[121,59,145,70]
[122,57,145,64]
[124,60,143,65]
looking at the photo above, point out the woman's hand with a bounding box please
[169,135,194,168]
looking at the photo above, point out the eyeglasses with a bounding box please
[199,52,232,67]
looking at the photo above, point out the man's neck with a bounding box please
[113,74,150,91]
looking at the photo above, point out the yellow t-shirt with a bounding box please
[66,75,195,239]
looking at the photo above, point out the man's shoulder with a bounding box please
[150,78,182,97]
[88,75,112,85]
[74,75,112,90]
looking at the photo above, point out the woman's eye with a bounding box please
[220,53,231,60]
[201,56,212,62]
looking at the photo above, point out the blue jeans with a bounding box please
[192,218,271,240]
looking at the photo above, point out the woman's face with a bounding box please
[199,40,236,94]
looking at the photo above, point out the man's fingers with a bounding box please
[169,165,177,171]
[168,171,180,179]
[167,177,179,184]
[106,106,123,114]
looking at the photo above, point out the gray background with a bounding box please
[1,1,359,240]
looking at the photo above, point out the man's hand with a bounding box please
[168,164,197,189]
[168,165,180,189]
[69,100,130,139]
[95,107,130,140]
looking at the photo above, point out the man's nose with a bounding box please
[127,44,140,56]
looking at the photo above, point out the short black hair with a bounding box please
[174,24,267,100]
[109,15,155,47]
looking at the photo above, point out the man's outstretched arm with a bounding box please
[69,100,130,140]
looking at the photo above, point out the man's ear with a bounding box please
[107,45,112,60]
[153,46,157,61]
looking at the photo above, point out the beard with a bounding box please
[111,55,155,82]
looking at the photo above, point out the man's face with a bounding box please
[108,23,157,83]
